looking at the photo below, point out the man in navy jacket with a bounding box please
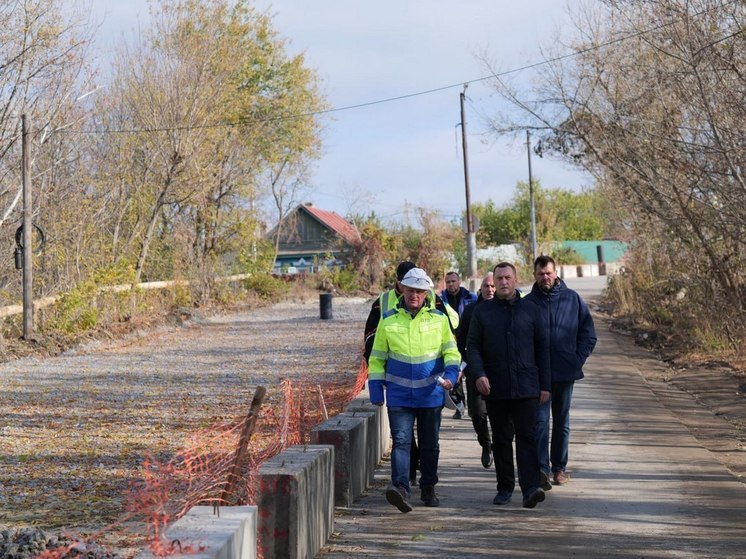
[526,255,597,487]
[467,262,550,509]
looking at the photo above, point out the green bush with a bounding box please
[243,273,290,301]
[48,280,99,333]
[320,266,360,293]
[552,247,586,265]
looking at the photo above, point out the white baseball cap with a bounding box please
[400,268,434,290]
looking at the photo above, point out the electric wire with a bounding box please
[52,1,740,136]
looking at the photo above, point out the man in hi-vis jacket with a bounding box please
[369,268,461,513]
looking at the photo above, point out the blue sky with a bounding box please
[86,0,592,223]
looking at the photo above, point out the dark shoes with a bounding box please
[386,484,440,511]
[522,488,546,509]
[452,403,466,419]
[494,487,545,508]
[553,471,569,485]
[492,491,512,505]
[420,485,440,507]
[540,471,553,491]
[481,444,493,469]
[385,485,413,513]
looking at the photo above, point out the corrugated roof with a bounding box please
[302,204,360,245]
[560,240,629,263]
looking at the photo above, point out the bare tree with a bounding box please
[482,0,745,352]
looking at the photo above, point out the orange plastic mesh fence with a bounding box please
[47,359,370,558]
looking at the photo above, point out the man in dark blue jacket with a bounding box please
[467,262,550,509]
[526,255,597,487]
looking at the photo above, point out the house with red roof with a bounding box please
[266,203,360,273]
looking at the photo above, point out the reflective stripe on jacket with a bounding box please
[368,299,460,407]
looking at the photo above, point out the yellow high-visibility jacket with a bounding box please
[368,297,460,407]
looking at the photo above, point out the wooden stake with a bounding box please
[317,384,328,421]
[216,385,266,512]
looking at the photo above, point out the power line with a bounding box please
[56,2,738,136]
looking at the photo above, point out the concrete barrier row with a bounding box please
[558,262,622,279]
[139,394,390,559]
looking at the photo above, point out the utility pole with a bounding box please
[21,114,33,339]
[459,85,477,280]
[526,130,538,263]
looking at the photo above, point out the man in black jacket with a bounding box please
[467,262,550,509]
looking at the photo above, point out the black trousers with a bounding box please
[485,397,541,498]
[465,368,491,447]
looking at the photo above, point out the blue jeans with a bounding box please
[388,406,442,491]
[536,380,574,474]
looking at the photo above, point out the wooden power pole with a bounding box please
[526,130,538,264]
[21,114,33,339]
[460,86,477,280]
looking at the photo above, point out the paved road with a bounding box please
[317,277,746,558]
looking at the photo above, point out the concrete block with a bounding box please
[136,506,257,559]
[258,445,334,559]
[559,265,577,279]
[339,410,376,487]
[311,415,367,506]
[346,396,390,463]
[577,264,593,277]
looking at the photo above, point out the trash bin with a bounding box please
[319,293,333,320]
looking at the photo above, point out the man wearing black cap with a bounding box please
[363,261,417,362]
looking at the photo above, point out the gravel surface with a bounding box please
[0,529,120,559]
[0,295,372,557]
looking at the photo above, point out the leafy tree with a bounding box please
[346,213,398,291]
[473,182,610,262]
[0,0,95,299]
[346,209,461,291]
[88,0,326,291]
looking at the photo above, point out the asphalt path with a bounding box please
[317,276,746,558]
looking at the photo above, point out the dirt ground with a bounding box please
[600,312,746,483]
